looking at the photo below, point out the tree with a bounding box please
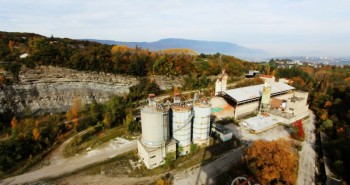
[245,139,298,185]
[102,112,112,128]
[32,128,40,141]
[164,152,176,168]
[123,112,141,134]
[66,97,81,130]
[10,116,18,137]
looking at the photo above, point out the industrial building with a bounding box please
[211,123,233,142]
[241,114,280,134]
[138,94,212,169]
[138,72,310,169]
[137,95,177,169]
[214,72,309,134]
[215,70,228,95]
[219,81,295,119]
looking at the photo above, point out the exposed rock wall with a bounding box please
[0,66,138,113]
[0,66,185,114]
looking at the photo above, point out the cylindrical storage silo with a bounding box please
[193,102,211,145]
[141,106,169,148]
[172,106,192,155]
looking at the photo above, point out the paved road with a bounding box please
[173,145,244,185]
[297,111,316,185]
[1,140,137,185]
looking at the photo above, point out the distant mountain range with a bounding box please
[84,38,267,59]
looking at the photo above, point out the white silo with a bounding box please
[172,105,193,155]
[141,106,169,147]
[193,101,211,145]
[260,81,271,113]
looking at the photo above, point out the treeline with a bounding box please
[0,32,260,78]
[271,64,350,183]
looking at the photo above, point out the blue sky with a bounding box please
[1,0,349,57]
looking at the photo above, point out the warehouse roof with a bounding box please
[222,82,294,104]
[241,114,280,133]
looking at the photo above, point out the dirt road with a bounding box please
[297,111,316,185]
[1,139,137,185]
[173,145,244,185]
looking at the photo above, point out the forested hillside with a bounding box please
[0,31,260,79]
[265,60,350,183]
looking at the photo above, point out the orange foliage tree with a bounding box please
[245,139,298,185]
[32,128,40,141]
[66,97,81,129]
[10,116,18,137]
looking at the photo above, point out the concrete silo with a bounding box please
[172,105,193,155]
[192,101,211,145]
[137,94,177,169]
[260,81,271,113]
[140,106,169,147]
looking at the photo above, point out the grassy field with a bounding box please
[62,126,131,158]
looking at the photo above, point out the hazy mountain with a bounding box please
[85,38,267,59]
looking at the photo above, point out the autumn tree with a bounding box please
[10,116,18,137]
[0,74,5,85]
[32,128,40,141]
[245,139,298,185]
[102,112,112,128]
[66,97,81,130]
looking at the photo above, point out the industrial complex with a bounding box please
[137,71,310,169]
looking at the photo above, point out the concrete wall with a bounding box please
[138,139,177,169]
[273,93,293,100]
[235,101,259,119]
[137,140,165,169]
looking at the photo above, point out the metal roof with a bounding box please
[241,114,279,133]
[222,82,294,104]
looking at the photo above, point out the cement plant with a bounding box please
[137,71,310,170]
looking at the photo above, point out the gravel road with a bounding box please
[173,145,244,185]
[1,139,136,185]
[297,111,316,185]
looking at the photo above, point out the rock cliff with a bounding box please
[0,66,185,114]
[0,66,139,113]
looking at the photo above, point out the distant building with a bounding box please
[20,53,29,59]
[245,70,259,78]
[259,74,275,83]
[279,78,294,84]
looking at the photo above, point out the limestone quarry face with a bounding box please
[0,66,184,114]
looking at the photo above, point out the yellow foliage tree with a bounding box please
[32,128,40,141]
[102,112,112,128]
[66,97,81,129]
[245,139,298,185]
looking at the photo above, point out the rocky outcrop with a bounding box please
[151,75,185,90]
[0,66,186,114]
[0,66,139,113]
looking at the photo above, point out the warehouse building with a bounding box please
[219,82,295,119]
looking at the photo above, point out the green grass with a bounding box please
[63,126,129,158]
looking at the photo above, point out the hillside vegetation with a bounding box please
[0,31,260,79]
